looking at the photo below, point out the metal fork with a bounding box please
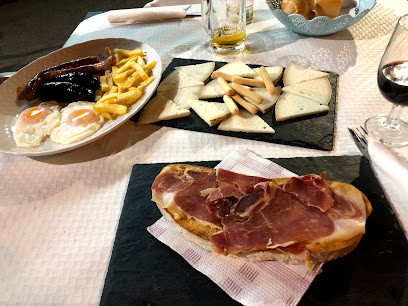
[348,126,370,160]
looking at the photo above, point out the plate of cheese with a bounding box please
[132,58,337,151]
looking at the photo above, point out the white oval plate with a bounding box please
[0,38,162,156]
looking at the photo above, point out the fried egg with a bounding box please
[13,102,61,148]
[50,101,104,144]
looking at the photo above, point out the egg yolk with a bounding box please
[20,107,51,125]
[67,109,98,127]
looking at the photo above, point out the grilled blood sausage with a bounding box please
[53,72,101,91]
[36,82,95,103]
[24,56,100,99]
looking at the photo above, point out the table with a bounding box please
[1,1,408,304]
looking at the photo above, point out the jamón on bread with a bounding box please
[151,164,372,268]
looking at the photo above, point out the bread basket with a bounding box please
[267,0,376,36]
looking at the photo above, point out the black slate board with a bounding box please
[131,59,338,151]
[100,156,408,306]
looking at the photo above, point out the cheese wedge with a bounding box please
[283,63,329,86]
[253,66,284,85]
[138,95,190,125]
[189,99,231,127]
[275,92,329,121]
[282,78,332,105]
[200,79,225,99]
[244,87,282,114]
[157,70,204,92]
[215,61,256,78]
[158,85,204,109]
[175,62,215,82]
[315,0,343,18]
[218,109,275,133]
[200,79,250,99]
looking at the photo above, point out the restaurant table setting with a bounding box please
[1,0,408,305]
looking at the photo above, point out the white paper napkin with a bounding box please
[144,0,201,7]
[107,7,188,24]
[368,136,408,235]
[147,147,323,306]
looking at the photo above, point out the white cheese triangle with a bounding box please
[275,92,329,121]
[158,85,204,109]
[218,109,275,133]
[253,66,283,84]
[157,70,204,92]
[282,78,332,105]
[216,60,257,78]
[175,62,215,82]
[138,95,190,125]
[244,87,282,114]
[200,79,225,99]
[189,99,231,127]
[283,63,329,86]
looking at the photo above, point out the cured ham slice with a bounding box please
[152,165,221,227]
[208,169,272,201]
[281,173,334,212]
[210,182,335,255]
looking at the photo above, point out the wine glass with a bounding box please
[365,14,408,146]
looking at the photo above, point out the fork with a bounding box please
[348,126,370,160]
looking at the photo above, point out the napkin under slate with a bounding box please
[100,156,407,305]
[131,58,337,151]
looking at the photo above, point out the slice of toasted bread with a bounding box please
[152,164,372,267]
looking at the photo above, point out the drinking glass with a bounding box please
[365,14,408,146]
[201,0,246,54]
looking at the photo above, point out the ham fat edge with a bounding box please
[151,164,372,266]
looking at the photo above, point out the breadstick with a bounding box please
[231,83,263,104]
[259,66,276,95]
[211,71,234,82]
[223,95,239,115]
[232,76,265,88]
[231,95,258,115]
[217,77,234,96]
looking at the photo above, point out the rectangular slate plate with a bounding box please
[131,58,338,151]
[100,156,408,306]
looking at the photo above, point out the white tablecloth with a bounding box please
[1,1,408,304]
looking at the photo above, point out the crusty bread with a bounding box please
[153,164,372,267]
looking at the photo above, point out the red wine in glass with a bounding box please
[377,61,408,107]
[365,14,408,146]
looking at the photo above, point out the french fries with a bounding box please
[93,47,156,120]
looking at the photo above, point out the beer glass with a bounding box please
[201,0,246,53]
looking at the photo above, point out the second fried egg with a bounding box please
[50,101,104,144]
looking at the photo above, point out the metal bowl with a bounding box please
[267,0,376,36]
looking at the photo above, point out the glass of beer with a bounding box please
[201,0,246,53]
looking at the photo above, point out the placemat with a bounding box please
[100,156,408,305]
[131,58,338,151]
